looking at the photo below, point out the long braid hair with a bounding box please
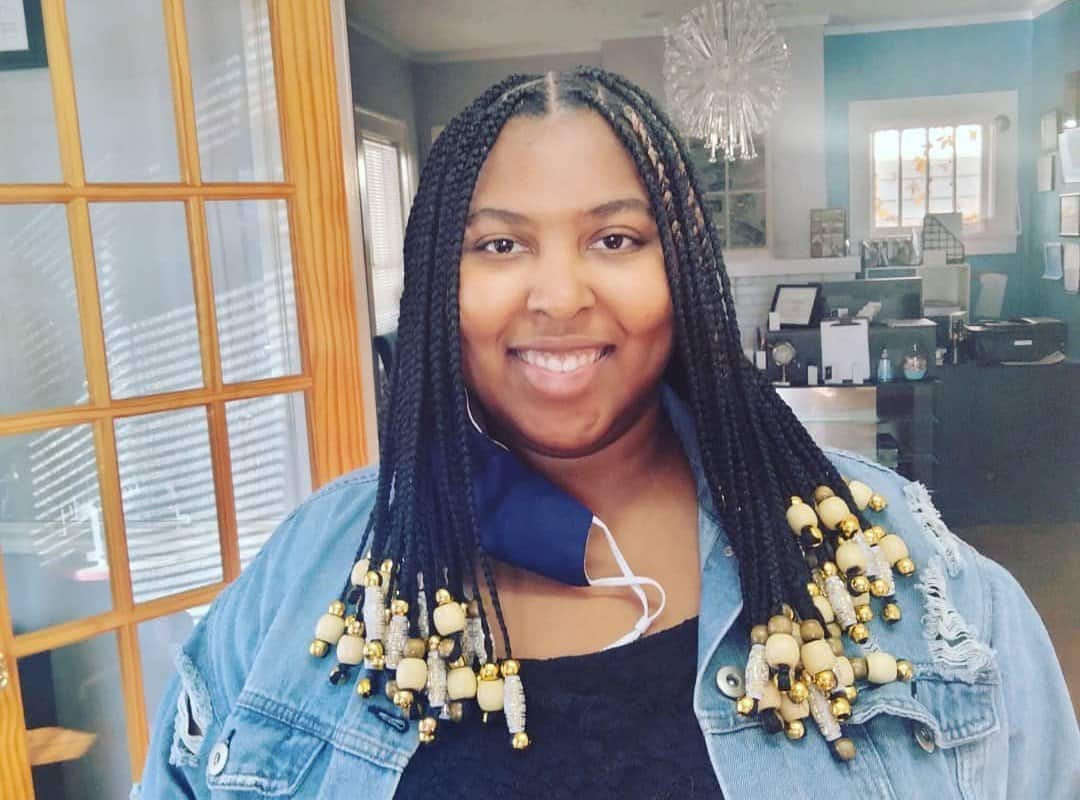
[354,68,869,659]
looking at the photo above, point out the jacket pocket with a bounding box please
[205,704,327,797]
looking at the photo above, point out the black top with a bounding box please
[395,615,723,799]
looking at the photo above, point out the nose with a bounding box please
[525,248,595,320]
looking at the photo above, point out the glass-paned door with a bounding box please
[0,1,367,797]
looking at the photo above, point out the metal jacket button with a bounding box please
[914,723,936,753]
[208,741,229,776]
[716,665,745,699]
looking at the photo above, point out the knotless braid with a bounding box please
[348,67,867,656]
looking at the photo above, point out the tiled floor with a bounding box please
[955,522,1080,719]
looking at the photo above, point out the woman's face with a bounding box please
[459,109,674,458]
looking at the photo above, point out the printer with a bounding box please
[963,317,1067,364]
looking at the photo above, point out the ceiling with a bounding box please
[346,0,1060,60]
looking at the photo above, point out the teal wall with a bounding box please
[824,21,1035,320]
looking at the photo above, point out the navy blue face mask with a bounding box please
[464,395,666,648]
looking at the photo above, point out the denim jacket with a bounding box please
[137,389,1080,799]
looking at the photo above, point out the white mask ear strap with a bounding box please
[588,516,668,650]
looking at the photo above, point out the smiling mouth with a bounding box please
[509,346,615,374]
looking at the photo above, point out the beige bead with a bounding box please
[849,656,868,681]
[767,615,793,636]
[835,541,867,575]
[800,639,836,675]
[786,501,818,535]
[878,533,910,565]
[477,677,505,712]
[764,633,800,668]
[350,559,370,586]
[816,496,851,530]
[833,656,854,687]
[812,595,836,624]
[336,634,366,665]
[315,613,346,644]
[447,666,477,700]
[750,625,769,645]
[800,620,825,642]
[779,693,810,721]
[847,480,873,510]
[866,651,898,684]
[396,656,428,691]
[433,602,466,636]
[759,681,782,711]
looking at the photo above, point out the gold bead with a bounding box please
[419,717,437,735]
[830,696,852,721]
[814,486,835,503]
[380,558,395,574]
[356,677,373,697]
[855,604,874,624]
[346,619,364,637]
[843,685,858,702]
[815,670,837,693]
[868,523,886,539]
[447,702,464,723]
[896,659,915,682]
[329,600,346,616]
[822,561,839,577]
[512,731,531,750]
[882,603,902,623]
[833,737,857,761]
[344,614,357,627]
[790,495,805,506]
[849,574,871,595]
[393,689,414,710]
[804,525,824,547]
[437,638,456,659]
[384,679,399,700]
[500,659,521,677]
[789,680,809,704]
[806,582,822,597]
[363,570,382,587]
[404,638,426,658]
[418,731,435,744]
[850,657,868,681]
[800,620,824,642]
[839,515,860,537]
[448,656,466,669]
[427,635,442,652]
[868,494,887,512]
[479,663,500,681]
[785,719,806,740]
[309,639,329,658]
[869,578,890,598]
[736,695,757,716]
[862,528,879,546]
[435,588,453,605]
[369,655,385,671]
[848,623,870,644]
[391,598,409,616]
[364,640,384,659]
[896,557,916,576]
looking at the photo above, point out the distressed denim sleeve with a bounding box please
[979,554,1080,798]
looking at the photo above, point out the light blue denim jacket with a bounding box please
[137,389,1080,799]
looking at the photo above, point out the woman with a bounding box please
[137,68,1078,799]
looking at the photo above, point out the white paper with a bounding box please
[1043,243,1064,280]
[821,319,870,384]
[0,0,29,53]
[1038,155,1055,193]
[1065,243,1080,294]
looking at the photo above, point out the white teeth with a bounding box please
[516,347,607,373]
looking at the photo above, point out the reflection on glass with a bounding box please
[205,200,301,383]
[115,407,222,603]
[0,36,61,182]
[139,608,201,744]
[0,426,111,633]
[67,0,179,182]
[185,0,284,182]
[0,204,89,415]
[729,138,765,190]
[226,393,311,566]
[89,202,203,399]
[729,193,766,248]
[22,632,132,800]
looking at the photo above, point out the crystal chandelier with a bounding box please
[664,0,789,162]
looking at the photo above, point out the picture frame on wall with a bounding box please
[0,0,47,71]
[1043,242,1064,280]
[1041,110,1061,152]
[1038,154,1055,193]
[1064,242,1080,294]
[810,208,847,258]
[1061,193,1080,237]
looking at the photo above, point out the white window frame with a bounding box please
[849,91,1018,256]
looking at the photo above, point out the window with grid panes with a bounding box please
[686,136,767,250]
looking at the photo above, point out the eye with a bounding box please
[590,233,640,252]
[478,237,525,255]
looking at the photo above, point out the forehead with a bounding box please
[470,110,649,213]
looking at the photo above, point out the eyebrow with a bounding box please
[465,197,652,227]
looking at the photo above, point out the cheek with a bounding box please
[616,262,675,349]
[458,268,519,373]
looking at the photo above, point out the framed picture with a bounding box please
[810,208,847,258]
[1038,154,1055,192]
[1041,110,1061,152]
[0,0,47,71]
[1064,242,1080,294]
[1061,193,1080,237]
[1043,242,1064,280]
[770,283,822,328]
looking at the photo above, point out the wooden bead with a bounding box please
[800,639,836,675]
[758,681,782,711]
[813,486,835,503]
[847,480,873,510]
[866,651,898,684]
[433,602,466,636]
[828,637,844,657]
[832,737,857,761]
[336,634,365,665]
[849,656,868,681]
[800,620,824,642]
[396,657,428,691]
[447,666,477,700]
[477,677,505,712]
[767,615,793,636]
[816,496,851,530]
[826,622,843,640]
[879,534,909,564]
[350,559,370,586]
[764,633,800,668]
[750,624,769,645]
[786,501,818,535]
[315,613,346,644]
[835,541,867,575]
[779,693,810,721]
[812,595,836,624]
[404,638,427,659]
